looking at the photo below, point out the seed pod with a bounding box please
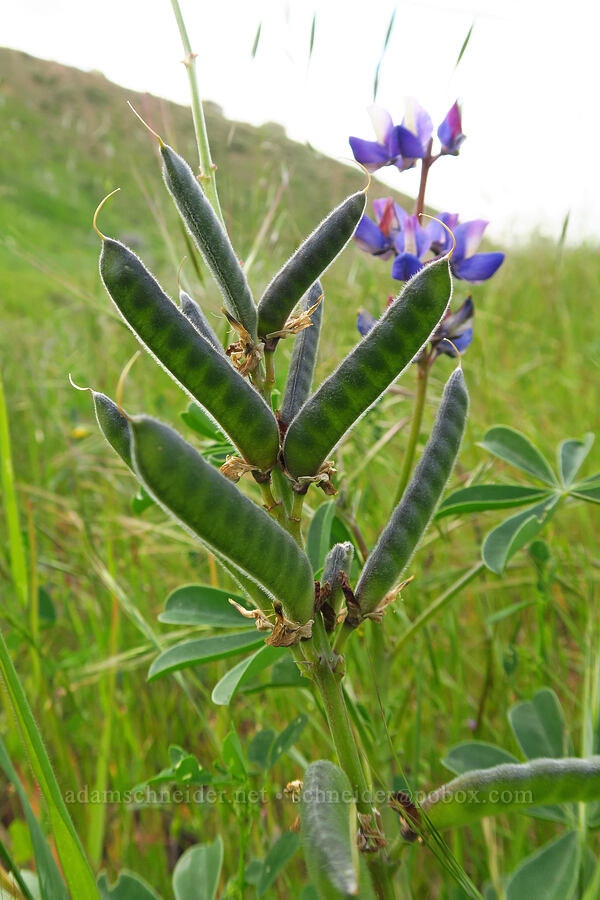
[279,282,324,426]
[283,257,451,479]
[321,542,354,615]
[160,143,257,341]
[356,368,468,617]
[129,414,315,625]
[257,192,365,340]
[93,391,132,468]
[419,757,600,833]
[99,238,279,471]
[179,289,224,354]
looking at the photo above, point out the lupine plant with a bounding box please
[2,20,600,900]
[62,83,600,898]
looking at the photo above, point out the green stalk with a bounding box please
[288,492,305,545]
[263,349,275,407]
[393,359,429,507]
[0,371,28,609]
[26,501,40,695]
[305,622,394,899]
[169,0,225,227]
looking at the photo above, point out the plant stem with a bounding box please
[414,140,433,220]
[169,0,225,227]
[258,480,285,527]
[393,360,429,507]
[263,349,275,407]
[288,492,305,546]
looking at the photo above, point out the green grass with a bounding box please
[1,46,599,898]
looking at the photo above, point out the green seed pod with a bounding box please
[420,757,600,833]
[283,257,451,479]
[321,542,354,615]
[93,391,132,469]
[129,414,315,625]
[179,289,223,354]
[257,192,366,340]
[99,238,279,471]
[356,368,468,617]
[160,143,257,341]
[279,282,323,426]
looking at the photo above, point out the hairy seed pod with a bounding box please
[356,368,468,617]
[283,257,451,479]
[279,282,324,425]
[160,143,257,341]
[321,542,354,615]
[99,238,279,471]
[129,415,315,625]
[419,757,600,833]
[179,289,224,354]
[93,392,132,468]
[257,192,365,340]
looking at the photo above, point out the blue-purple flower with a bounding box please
[349,105,426,173]
[430,296,474,357]
[437,101,466,155]
[353,197,406,258]
[391,215,431,281]
[452,220,504,282]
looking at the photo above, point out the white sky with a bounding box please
[4,0,599,244]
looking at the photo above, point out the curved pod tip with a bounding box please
[93,188,121,240]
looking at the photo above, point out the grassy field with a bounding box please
[1,46,599,898]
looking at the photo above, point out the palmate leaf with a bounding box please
[211,645,286,706]
[97,871,161,899]
[558,433,594,485]
[148,631,265,681]
[506,831,580,900]
[508,688,569,760]
[158,585,253,627]
[570,483,600,505]
[436,484,550,519]
[479,426,558,486]
[443,742,519,774]
[482,496,559,575]
[172,837,223,900]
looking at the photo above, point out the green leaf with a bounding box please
[268,715,308,769]
[443,742,519,775]
[0,628,100,899]
[301,760,358,896]
[558,433,594,485]
[159,585,253,627]
[257,832,300,896]
[97,870,161,899]
[307,501,336,574]
[482,496,559,575]
[506,831,580,900]
[211,645,286,705]
[570,484,600,505]
[0,739,67,899]
[180,403,222,440]
[248,730,276,771]
[148,632,265,681]
[436,484,549,519]
[508,688,567,759]
[173,837,223,900]
[480,426,558,485]
[222,732,246,780]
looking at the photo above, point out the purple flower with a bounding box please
[349,105,426,173]
[451,220,505,283]
[357,308,378,337]
[431,297,474,358]
[353,197,406,259]
[437,101,466,155]
[391,215,431,281]
[425,212,459,255]
[400,98,433,169]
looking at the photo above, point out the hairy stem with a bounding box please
[288,492,305,546]
[263,349,275,407]
[414,139,433,220]
[393,359,429,507]
[258,480,285,527]
[170,0,225,227]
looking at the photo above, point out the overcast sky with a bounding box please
[4,0,598,244]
